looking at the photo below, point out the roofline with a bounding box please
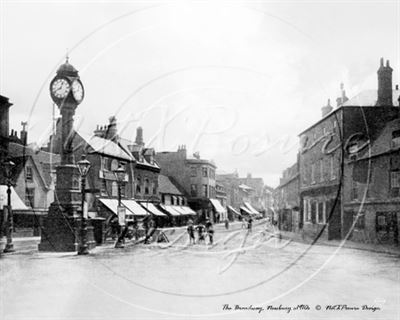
[298,105,399,136]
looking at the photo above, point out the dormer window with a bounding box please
[392,130,400,149]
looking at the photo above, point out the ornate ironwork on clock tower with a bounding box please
[39,57,95,252]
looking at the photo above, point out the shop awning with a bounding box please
[179,206,196,215]
[244,202,259,215]
[228,205,241,216]
[140,202,167,217]
[210,199,226,214]
[0,186,29,210]
[160,204,181,216]
[172,206,187,215]
[122,200,150,216]
[240,206,252,215]
[98,198,135,221]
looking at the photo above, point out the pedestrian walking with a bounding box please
[205,219,214,245]
[187,219,195,244]
[247,217,253,233]
[195,223,205,244]
[224,219,229,230]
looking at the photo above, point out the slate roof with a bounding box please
[158,175,184,195]
[78,133,132,161]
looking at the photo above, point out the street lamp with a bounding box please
[3,160,15,253]
[113,164,126,248]
[77,155,91,255]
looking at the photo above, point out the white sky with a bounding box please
[1,0,399,187]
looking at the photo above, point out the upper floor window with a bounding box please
[26,167,33,181]
[144,178,150,195]
[390,170,400,197]
[191,184,197,197]
[111,181,118,197]
[392,130,400,149]
[25,187,35,207]
[101,157,108,170]
[100,180,107,196]
[136,176,142,194]
[203,184,208,197]
[190,167,197,177]
[110,159,119,171]
[353,212,365,230]
[202,167,208,177]
[311,163,316,184]
[330,156,336,180]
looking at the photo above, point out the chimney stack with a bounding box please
[336,83,349,107]
[105,116,119,141]
[321,99,333,117]
[135,126,144,146]
[377,57,393,106]
[20,121,28,146]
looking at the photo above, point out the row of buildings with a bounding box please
[0,60,273,244]
[274,58,400,246]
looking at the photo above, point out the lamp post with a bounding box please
[77,155,91,255]
[113,164,126,248]
[3,160,15,253]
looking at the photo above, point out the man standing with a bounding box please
[187,219,195,245]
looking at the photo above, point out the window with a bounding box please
[203,184,208,197]
[202,167,208,177]
[304,199,311,222]
[330,156,336,180]
[319,159,323,182]
[317,202,325,224]
[26,167,33,182]
[111,182,118,197]
[25,188,34,206]
[353,212,365,230]
[101,157,107,170]
[191,184,197,197]
[390,171,400,197]
[136,177,142,194]
[144,178,150,195]
[392,130,400,149]
[190,167,197,177]
[310,201,317,223]
[351,181,359,200]
[100,180,107,196]
[110,159,118,171]
[152,182,157,195]
[311,163,316,184]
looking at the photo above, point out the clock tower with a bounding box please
[39,58,95,252]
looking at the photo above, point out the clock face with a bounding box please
[51,78,70,98]
[72,80,84,102]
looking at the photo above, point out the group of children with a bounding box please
[187,219,214,245]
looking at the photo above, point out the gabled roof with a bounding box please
[158,175,184,195]
[78,133,132,161]
[118,138,160,169]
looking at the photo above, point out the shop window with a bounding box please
[310,201,317,223]
[26,167,33,182]
[390,170,400,197]
[317,202,325,224]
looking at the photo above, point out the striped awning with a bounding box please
[140,202,167,217]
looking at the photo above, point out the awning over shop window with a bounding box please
[139,202,167,217]
[122,200,150,216]
[179,206,196,215]
[98,198,135,221]
[244,202,259,215]
[0,186,28,210]
[210,199,226,214]
[240,206,252,215]
[228,205,241,216]
[160,204,181,216]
